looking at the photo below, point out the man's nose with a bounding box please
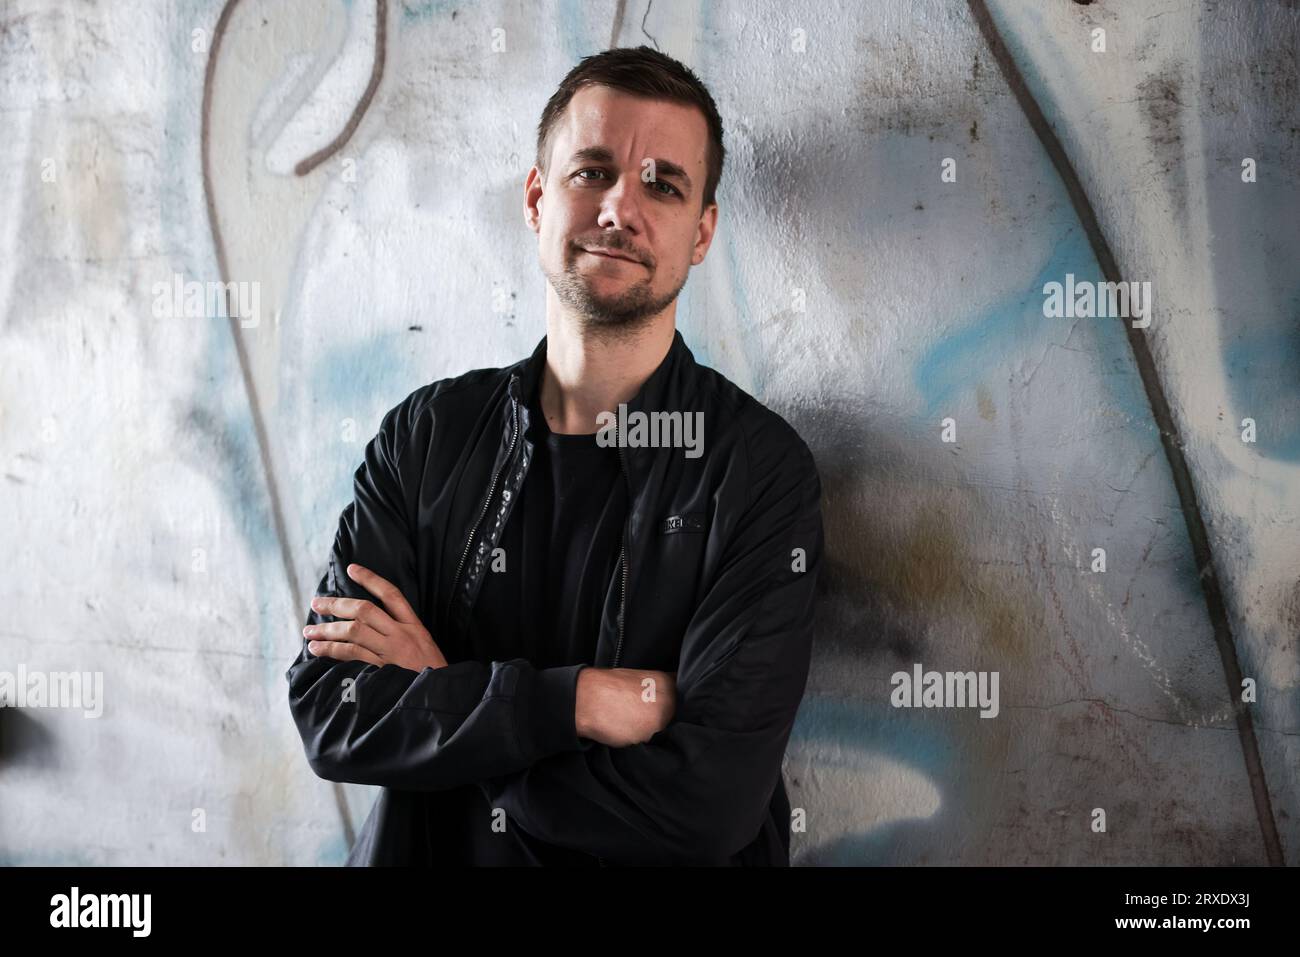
[596,173,645,234]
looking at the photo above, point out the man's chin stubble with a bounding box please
[547,267,684,339]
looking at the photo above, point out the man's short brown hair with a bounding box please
[535,45,726,210]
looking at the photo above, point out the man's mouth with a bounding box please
[582,246,643,265]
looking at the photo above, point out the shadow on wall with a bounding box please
[781,399,1044,864]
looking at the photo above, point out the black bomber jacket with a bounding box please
[286,328,824,865]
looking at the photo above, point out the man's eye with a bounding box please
[574,168,677,197]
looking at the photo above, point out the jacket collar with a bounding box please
[508,328,697,463]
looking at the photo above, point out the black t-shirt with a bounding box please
[446,382,629,864]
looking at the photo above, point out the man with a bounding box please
[286,45,823,866]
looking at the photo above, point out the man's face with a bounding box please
[526,85,718,333]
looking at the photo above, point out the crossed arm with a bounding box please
[301,561,677,750]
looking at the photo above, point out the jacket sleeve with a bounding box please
[285,385,587,791]
[476,425,823,864]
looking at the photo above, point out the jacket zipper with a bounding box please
[612,441,630,668]
[599,435,633,869]
[445,392,520,631]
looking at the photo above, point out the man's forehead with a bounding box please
[556,87,707,166]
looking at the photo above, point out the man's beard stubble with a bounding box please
[546,244,686,339]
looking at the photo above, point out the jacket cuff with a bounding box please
[520,663,587,760]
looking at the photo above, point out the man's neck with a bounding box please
[537,315,675,436]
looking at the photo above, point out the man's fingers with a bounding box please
[307,639,383,667]
[346,563,419,625]
[303,619,384,656]
[309,594,393,635]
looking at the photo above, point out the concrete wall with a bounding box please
[1,0,1295,865]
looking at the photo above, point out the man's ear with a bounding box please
[524,166,544,233]
[690,201,719,266]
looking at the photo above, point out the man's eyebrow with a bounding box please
[567,146,694,193]
[649,158,693,193]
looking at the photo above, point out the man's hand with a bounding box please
[575,668,677,747]
[303,563,448,673]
